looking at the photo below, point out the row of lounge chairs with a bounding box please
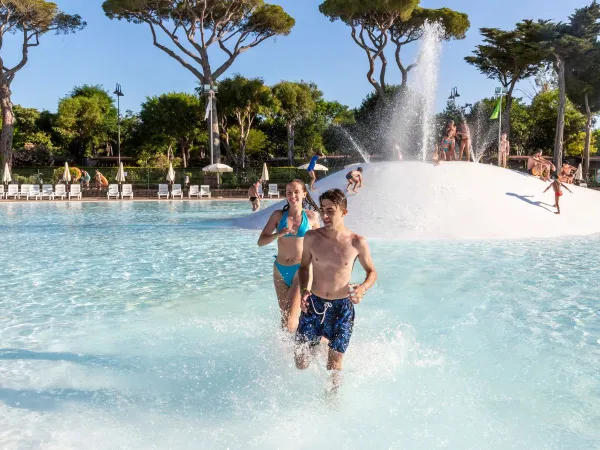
[1,182,284,200]
[0,184,82,200]
[157,184,211,199]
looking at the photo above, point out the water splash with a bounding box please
[388,21,444,162]
[467,106,497,163]
[335,126,370,163]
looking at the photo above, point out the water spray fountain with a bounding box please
[388,21,444,162]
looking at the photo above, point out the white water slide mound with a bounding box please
[237,162,600,240]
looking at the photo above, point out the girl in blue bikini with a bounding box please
[258,180,321,332]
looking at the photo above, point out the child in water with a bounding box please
[543,178,572,215]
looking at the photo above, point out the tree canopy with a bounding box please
[102,0,294,163]
[0,0,85,167]
[320,0,468,96]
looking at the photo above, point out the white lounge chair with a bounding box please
[40,184,54,200]
[0,185,5,199]
[200,185,211,198]
[18,184,31,199]
[69,184,82,200]
[54,184,67,200]
[171,184,183,199]
[121,184,133,199]
[257,184,264,198]
[158,184,169,199]
[107,184,119,199]
[189,185,199,198]
[6,184,19,199]
[268,184,279,198]
[28,185,41,200]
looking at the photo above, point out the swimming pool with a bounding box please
[1,201,599,449]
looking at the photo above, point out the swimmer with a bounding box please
[345,167,363,193]
[307,153,323,191]
[295,189,377,388]
[543,178,572,215]
[257,180,321,332]
[248,180,260,212]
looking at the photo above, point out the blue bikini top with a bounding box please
[277,210,309,238]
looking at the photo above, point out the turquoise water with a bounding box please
[1,201,599,449]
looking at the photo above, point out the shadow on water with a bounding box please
[505,193,554,213]
[0,387,128,412]
[0,344,321,415]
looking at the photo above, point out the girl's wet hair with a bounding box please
[282,179,320,212]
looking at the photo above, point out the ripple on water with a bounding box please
[0,202,599,449]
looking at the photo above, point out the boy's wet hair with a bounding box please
[357,167,363,172]
[319,188,347,210]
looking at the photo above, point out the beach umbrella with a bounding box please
[297,163,329,171]
[260,162,269,182]
[166,162,176,183]
[202,163,233,173]
[2,162,11,184]
[63,162,72,183]
[116,162,126,183]
[575,163,584,182]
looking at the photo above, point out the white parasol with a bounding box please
[2,162,11,184]
[260,162,269,182]
[63,162,72,183]
[203,163,233,173]
[297,163,329,171]
[116,162,126,183]
[574,163,584,182]
[166,162,176,183]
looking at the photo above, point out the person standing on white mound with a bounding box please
[544,178,573,215]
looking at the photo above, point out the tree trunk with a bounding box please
[584,92,591,179]
[239,121,246,169]
[180,138,187,168]
[287,121,294,166]
[553,56,566,171]
[0,83,15,168]
[210,97,221,164]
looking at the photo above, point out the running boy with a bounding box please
[345,167,363,193]
[295,189,377,387]
[543,178,572,215]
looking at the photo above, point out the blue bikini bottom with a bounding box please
[274,259,300,287]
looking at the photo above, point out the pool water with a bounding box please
[1,201,599,449]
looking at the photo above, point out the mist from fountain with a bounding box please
[464,106,497,163]
[388,22,443,162]
[335,125,370,163]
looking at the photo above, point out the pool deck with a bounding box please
[0,197,268,203]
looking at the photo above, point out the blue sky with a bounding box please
[3,0,591,114]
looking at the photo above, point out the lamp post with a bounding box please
[495,87,508,166]
[201,84,218,165]
[113,83,124,167]
[449,86,460,105]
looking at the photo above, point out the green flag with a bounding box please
[490,97,502,120]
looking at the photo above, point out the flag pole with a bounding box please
[209,90,214,165]
[497,94,502,167]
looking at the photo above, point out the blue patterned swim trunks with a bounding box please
[295,294,355,353]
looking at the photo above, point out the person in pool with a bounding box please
[295,189,377,388]
[345,167,363,193]
[307,153,323,191]
[544,177,572,215]
[257,180,321,332]
[248,180,260,212]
